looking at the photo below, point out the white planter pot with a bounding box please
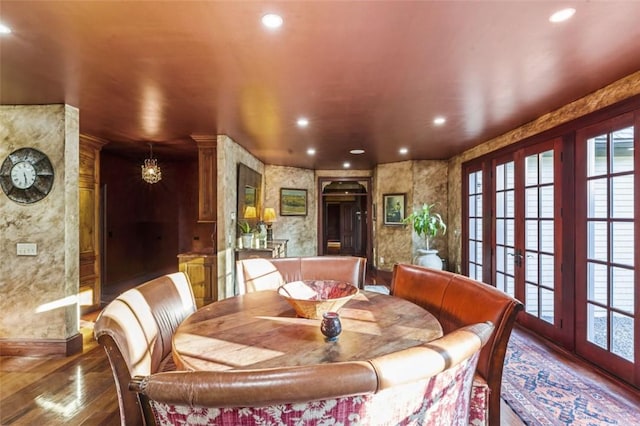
[414,249,443,270]
[241,234,254,249]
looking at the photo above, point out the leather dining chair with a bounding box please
[236,255,367,294]
[94,272,197,426]
[391,263,524,426]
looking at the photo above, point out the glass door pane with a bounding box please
[468,170,483,280]
[495,160,516,297]
[524,149,555,324]
[584,126,635,363]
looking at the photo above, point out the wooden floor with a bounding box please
[0,315,120,425]
[5,269,637,425]
[0,309,526,426]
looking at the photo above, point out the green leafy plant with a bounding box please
[402,203,447,250]
[238,221,253,234]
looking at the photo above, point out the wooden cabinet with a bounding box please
[192,135,217,223]
[178,252,217,307]
[79,135,107,314]
[236,239,288,261]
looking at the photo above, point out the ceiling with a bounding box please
[2,1,640,169]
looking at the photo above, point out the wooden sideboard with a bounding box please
[177,251,217,307]
[235,239,288,261]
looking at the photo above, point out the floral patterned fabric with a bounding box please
[468,375,490,425]
[149,352,480,426]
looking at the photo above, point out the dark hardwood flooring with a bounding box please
[4,268,637,425]
[0,308,524,425]
[3,270,635,425]
[0,314,119,425]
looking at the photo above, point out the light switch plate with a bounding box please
[17,242,37,256]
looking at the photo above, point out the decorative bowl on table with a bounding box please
[277,280,358,320]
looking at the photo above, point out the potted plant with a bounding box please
[402,203,447,269]
[238,221,254,249]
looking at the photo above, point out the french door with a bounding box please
[463,110,640,387]
[492,139,565,339]
[461,109,640,387]
[575,113,638,383]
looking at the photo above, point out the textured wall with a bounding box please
[216,135,265,298]
[374,161,414,269]
[410,160,449,264]
[0,105,79,340]
[265,165,316,257]
[374,160,449,271]
[446,70,640,273]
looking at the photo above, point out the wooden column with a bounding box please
[79,134,107,313]
[192,135,217,223]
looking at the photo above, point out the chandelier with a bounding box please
[141,143,162,184]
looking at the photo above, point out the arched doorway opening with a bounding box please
[318,178,371,263]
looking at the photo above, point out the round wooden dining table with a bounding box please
[172,289,443,371]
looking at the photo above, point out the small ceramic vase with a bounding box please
[321,312,342,341]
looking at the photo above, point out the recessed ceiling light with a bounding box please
[434,116,446,125]
[0,24,12,34]
[399,147,408,155]
[343,162,351,168]
[549,8,576,23]
[350,149,365,155]
[262,13,283,29]
[307,148,316,155]
[297,118,309,127]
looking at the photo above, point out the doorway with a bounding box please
[318,178,371,262]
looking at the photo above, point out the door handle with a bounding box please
[508,250,524,267]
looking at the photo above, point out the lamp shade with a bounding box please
[243,206,257,219]
[263,207,277,222]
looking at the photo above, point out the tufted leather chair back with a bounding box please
[94,272,196,426]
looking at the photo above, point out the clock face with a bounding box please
[10,161,37,189]
[0,148,55,204]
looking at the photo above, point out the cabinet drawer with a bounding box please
[178,254,216,307]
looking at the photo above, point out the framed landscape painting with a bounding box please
[280,188,307,216]
[383,193,406,225]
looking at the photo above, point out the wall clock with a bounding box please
[0,147,54,204]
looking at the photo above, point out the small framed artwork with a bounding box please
[280,188,308,216]
[383,193,406,225]
[244,186,256,208]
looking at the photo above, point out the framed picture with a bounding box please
[244,186,256,208]
[237,163,262,229]
[280,188,308,216]
[383,193,406,225]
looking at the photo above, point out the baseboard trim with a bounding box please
[0,333,83,357]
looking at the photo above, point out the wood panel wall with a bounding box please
[99,151,216,300]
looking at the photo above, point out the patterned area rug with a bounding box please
[502,330,640,425]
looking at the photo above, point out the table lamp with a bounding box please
[263,207,277,241]
[243,206,257,219]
